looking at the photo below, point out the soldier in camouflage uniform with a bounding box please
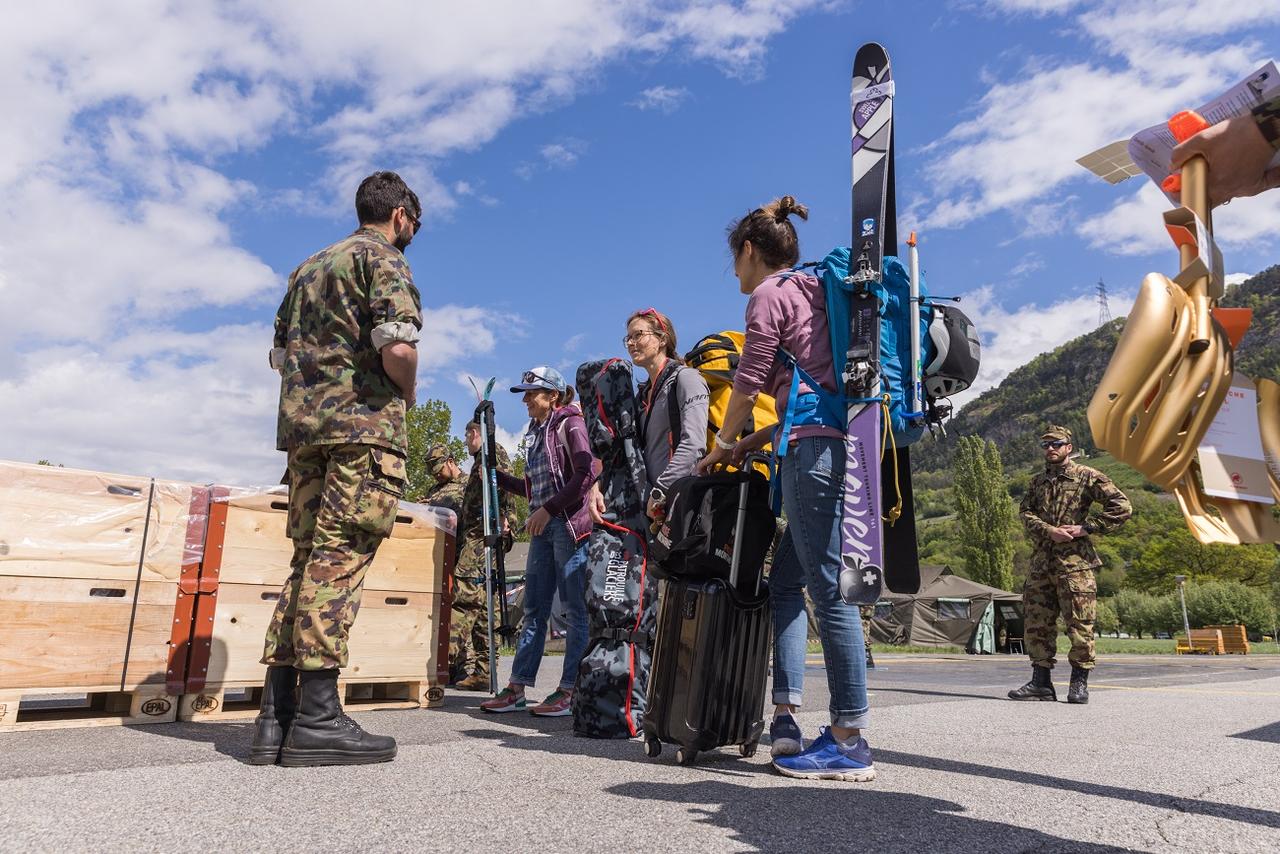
[250,171,423,767]
[451,421,516,690]
[422,445,466,515]
[1009,426,1131,706]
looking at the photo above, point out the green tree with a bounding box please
[403,399,467,501]
[1112,589,1155,638]
[952,436,1016,590]
[1095,599,1119,637]
[1183,580,1277,637]
[1127,528,1278,592]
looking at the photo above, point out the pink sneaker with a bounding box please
[480,686,526,713]
[530,689,573,717]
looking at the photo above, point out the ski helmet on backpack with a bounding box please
[923,304,981,399]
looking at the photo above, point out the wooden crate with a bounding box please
[190,582,443,686]
[214,492,451,593]
[175,491,454,706]
[0,685,177,733]
[1207,624,1250,654]
[0,461,196,584]
[0,576,179,691]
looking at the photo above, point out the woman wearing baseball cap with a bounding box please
[481,365,596,717]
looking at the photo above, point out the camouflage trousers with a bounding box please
[261,443,405,671]
[449,577,497,679]
[1023,562,1097,670]
[860,605,874,651]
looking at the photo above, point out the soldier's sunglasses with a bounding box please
[1040,440,1069,449]
[401,206,421,233]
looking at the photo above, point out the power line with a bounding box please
[1096,277,1112,326]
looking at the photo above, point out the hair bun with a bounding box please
[769,195,809,223]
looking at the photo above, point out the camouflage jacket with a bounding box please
[457,445,518,574]
[273,226,422,453]
[423,473,467,518]
[1020,460,1132,571]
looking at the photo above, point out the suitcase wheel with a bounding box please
[738,741,758,758]
[643,738,662,758]
[675,747,697,766]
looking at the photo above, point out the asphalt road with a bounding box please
[2,654,1278,853]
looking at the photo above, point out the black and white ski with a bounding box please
[839,42,893,606]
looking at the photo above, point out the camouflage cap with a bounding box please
[1041,425,1072,443]
[425,444,455,477]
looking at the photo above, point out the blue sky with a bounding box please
[2,0,1278,484]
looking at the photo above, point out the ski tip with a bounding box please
[907,231,917,247]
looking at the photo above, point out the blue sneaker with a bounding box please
[772,728,876,782]
[769,714,804,757]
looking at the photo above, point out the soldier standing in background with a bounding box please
[250,171,423,767]
[1009,426,1131,706]
[422,445,466,515]
[452,420,517,690]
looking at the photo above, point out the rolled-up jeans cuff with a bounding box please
[772,690,803,707]
[510,675,535,688]
[833,709,869,729]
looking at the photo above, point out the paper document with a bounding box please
[1198,374,1273,505]
[1127,63,1280,200]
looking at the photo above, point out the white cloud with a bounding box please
[915,0,1279,233]
[982,0,1081,13]
[948,284,1135,410]
[1226,272,1252,288]
[0,0,827,481]
[1077,181,1280,256]
[0,325,281,484]
[631,85,692,113]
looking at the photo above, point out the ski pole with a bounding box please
[906,231,923,423]
[475,399,500,695]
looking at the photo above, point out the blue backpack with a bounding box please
[807,248,934,447]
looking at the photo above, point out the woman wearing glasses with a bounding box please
[480,366,595,717]
[589,308,709,524]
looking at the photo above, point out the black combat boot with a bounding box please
[1007,665,1057,701]
[279,669,397,767]
[865,647,876,670]
[1067,666,1090,704]
[248,665,298,765]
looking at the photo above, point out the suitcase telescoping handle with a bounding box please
[731,452,774,596]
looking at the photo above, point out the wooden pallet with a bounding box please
[0,685,177,733]
[1207,624,1250,654]
[179,677,444,722]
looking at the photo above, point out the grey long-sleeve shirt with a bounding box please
[639,364,709,493]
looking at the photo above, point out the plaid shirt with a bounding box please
[525,420,556,510]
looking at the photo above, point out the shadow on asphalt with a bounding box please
[136,720,254,763]
[605,779,1133,852]
[875,749,1280,830]
[1230,721,1280,744]
[871,687,1009,703]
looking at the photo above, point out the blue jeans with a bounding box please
[770,435,870,729]
[510,515,590,691]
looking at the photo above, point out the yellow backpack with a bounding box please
[682,331,779,477]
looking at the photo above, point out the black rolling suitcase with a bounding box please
[641,459,774,766]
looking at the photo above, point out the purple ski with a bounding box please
[838,43,892,605]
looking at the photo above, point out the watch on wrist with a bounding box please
[714,432,738,451]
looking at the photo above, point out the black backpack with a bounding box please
[650,468,776,592]
[923,303,981,400]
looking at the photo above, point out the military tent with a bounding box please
[868,564,1023,653]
